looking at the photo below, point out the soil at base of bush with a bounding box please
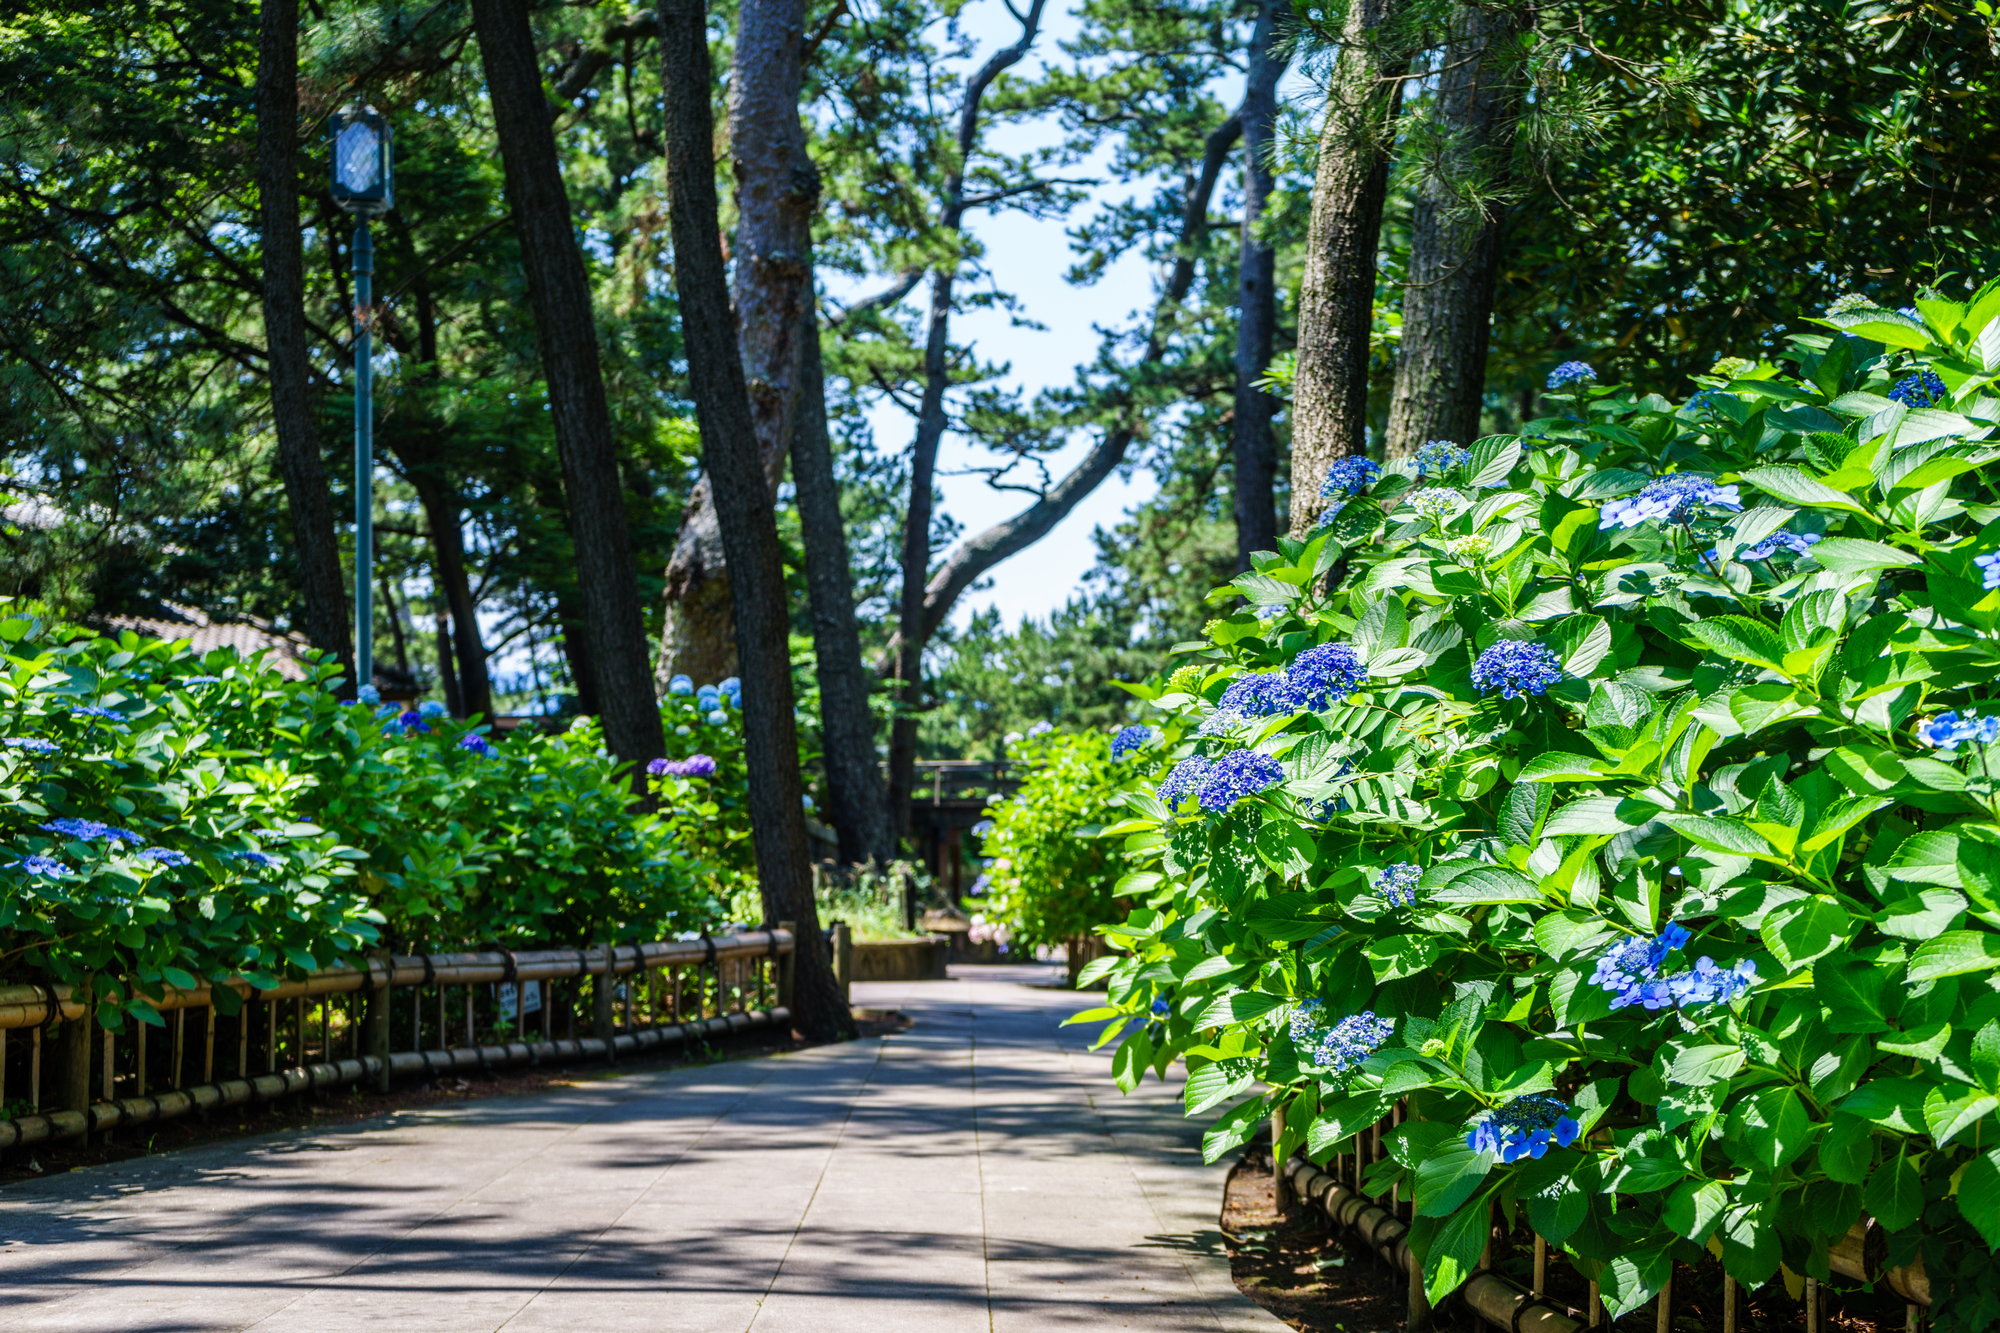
[0,1008,911,1188]
[1222,1145,1922,1333]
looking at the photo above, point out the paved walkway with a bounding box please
[0,966,1282,1333]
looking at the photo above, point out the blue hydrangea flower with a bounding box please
[707,709,730,726]
[1217,672,1289,717]
[458,734,498,758]
[1547,361,1596,390]
[1709,531,1821,563]
[1685,389,1726,418]
[394,711,429,734]
[229,850,282,869]
[419,701,448,718]
[1279,644,1368,711]
[1599,474,1743,529]
[1414,441,1469,476]
[1919,711,2000,750]
[41,818,146,845]
[1320,458,1382,498]
[69,706,124,722]
[18,855,71,877]
[1665,956,1759,1007]
[719,676,742,697]
[183,675,221,685]
[1292,1002,1395,1074]
[1889,371,1946,409]
[1377,862,1421,908]
[1151,997,1171,1019]
[1313,500,1347,530]
[1196,750,1285,813]
[139,848,192,867]
[1471,641,1564,699]
[1157,756,1212,808]
[1590,924,1692,1009]
[5,738,59,755]
[1467,1094,1582,1162]
[1111,725,1155,760]
[668,675,694,696]
[357,684,382,705]
[1975,553,2000,591]
[373,703,400,719]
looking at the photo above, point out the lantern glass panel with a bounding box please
[335,122,380,194]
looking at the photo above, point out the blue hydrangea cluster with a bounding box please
[1197,750,1284,813]
[1599,474,1743,529]
[1471,641,1564,699]
[140,848,192,867]
[1710,531,1821,563]
[393,711,429,734]
[1414,441,1469,476]
[41,818,146,845]
[1920,711,2000,750]
[1376,862,1421,907]
[1156,756,1212,808]
[229,850,282,869]
[458,734,499,758]
[1291,1000,1395,1074]
[1590,924,1758,1010]
[419,701,448,719]
[357,684,382,705]
[5,738,59,755]
[1889,370,1946,409]
[1976,552,2000,591]
[1312,501,1346,529]
[70,706,123,722]
[1320,458,1382,498]
[1467,1094,1581,1162]
[18,855,70,876]
[1279,644,1369,711]
[1111,725,1155,760]
[1546,361,1596,389]
[1217,672,1289,717]
[184,675,221,685]
[1151,996,1171,1019]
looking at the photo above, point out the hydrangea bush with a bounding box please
[1076,281,2000,1327]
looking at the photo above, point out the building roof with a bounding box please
[93,603,320,681]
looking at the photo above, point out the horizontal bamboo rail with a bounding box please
[0,929,797,1152]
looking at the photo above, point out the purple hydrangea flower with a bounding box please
[5,738,59,755]
[1976,552,2000,591]
[1414,441,1469,476]
[649,754,718,778]
[1919,711,2000,750]
[1888,370,1946,409]
[1377,862,1421,908]
[18,855,71,876]
[1471,641,1564,699]
[1111,725,1155,760]
[1547,361,1597,390]
[1196,750,1284,813]
[1156,756,1212,808]
[139,848,192,867]
[458,734,498,758]
[1278,643,1368,711]
[1590,924,1692,1009]
[1599,474,1743,530]
[1467,1094,1582,1162]
[1320,458,1382,498]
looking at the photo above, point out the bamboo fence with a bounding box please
[0,928,796,1151]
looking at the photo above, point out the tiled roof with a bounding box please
[93,603,319,681]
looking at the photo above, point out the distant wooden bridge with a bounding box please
[906,760,1019,901]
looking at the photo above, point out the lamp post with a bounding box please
[329,104,394,693]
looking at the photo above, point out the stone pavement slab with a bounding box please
[0,964,1280,1333]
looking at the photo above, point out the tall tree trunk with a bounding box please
[1383,5,1518,460]
[1288,0,1409,534]
[380,574,410,675]
[657,0,851,1041]
[408,473,494,720]
[792,296,894,864]
[470,0,664,770]
[255,0,354,686]
[1232,0,1288,570]
[433,604,464,717]
[553,583,602,716]
[654,0,818,691]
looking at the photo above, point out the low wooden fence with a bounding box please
[1275,1105,1928,1333]
[0,927,795,1151]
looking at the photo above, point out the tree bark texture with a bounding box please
[407,471,495,720]
[654,0,819,691]
[553,583,603,716]
[1288,0,1409,534]
[792,297,894,863]
[470,0,664,769]
[433,606,464,717]
[1382,5,1519,460]
[657,0,851,1041]
[874,111,1241,673]
[1232,0,1288,570]
[885,0,1049,840]
[255,0,354,687]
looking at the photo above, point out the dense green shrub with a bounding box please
[1082,283,2000,1327]
[977,727,1152,967]
[2,619,727,1029]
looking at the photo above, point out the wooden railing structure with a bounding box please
[1276,1106,1929,1333]
[904,760,1017,902]
[0,928,795,1151]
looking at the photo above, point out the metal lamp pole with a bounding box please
[330,104,394,695]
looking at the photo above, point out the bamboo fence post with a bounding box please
[173,1007,186,1089]
[467,983,476,1047]
[434,983,444,1054]
[1805,1277,1822,1333]
[1722,1275,1737,1333]
[593,943,616,1059]
[1532,1234,1547,1299]
[1271,1105,1291,1211]
[57,990,90,1136]
[203,1005,214,1084]
[135,1019,147,1098]
[1588,1280,1602,1328]
[0,1027,7,1109]
[778,921,798,1013]
[1408,1248,1433,1333]
[30,1022,41,1110]
[365,957,392,1093]
[1655,1268,1672,1333]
